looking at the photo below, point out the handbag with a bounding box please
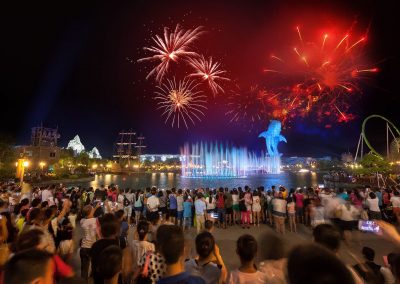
[136,251,152,284]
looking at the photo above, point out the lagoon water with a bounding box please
[73,171,324,189]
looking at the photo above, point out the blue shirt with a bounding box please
[158,272,205,284]
[194,199,206,216]
[183,201,192,218]
[337,192,348,200]
[169,194,177,209]
[375,191,383,206]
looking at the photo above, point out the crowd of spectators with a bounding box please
[1,181,400,283]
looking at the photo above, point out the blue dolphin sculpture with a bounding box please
[258,120,287,156]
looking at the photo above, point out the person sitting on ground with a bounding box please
[131,221,155,273]
[380,252,397,284]
[312,223,363,284]
[98,245,123,284]
[15,229,74,281]
[228,234,265,284]
[258,232,287,284]
[353,246,385,284]
[204,220,214,234]
[287,244,355,284]
[90,214,120,284]
[2,249,54,284]
[157,225,205,283]
[185,231,227,284]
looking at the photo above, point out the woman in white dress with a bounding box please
[252,192,262,227]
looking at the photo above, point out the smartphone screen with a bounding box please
[211,212,218,219]
[358,220,380,233]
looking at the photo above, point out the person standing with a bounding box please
[287,197,297,233]
[80,203,101,280]
[176,189,184,227]
[252,192,261,227]
[146,187,160,222]
[366,192,382,220]
[195,194,207,234]
[240,188,252,229]
[183,196,193,231]
[216,188,227,229]
[133,190,143,226]
[272,193,287,235]
[225,188,233,226]
[232,189,240,225]
[228,234,264,284]
[294,189,304,224]
[390,190,400,224]
[168,188,178,225]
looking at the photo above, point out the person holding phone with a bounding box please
[80,202,101,280]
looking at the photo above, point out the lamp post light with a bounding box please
[16,159,29,185]
[39,161,46,171]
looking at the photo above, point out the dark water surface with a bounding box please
[72,171,324,189]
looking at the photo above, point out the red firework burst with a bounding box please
[264,26,378,124]
[226,85,291,131]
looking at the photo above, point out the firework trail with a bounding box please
[264,26,377,123]
[187,55,230,96]
[155,78,207,129]
[226,85,290,131]
[138,25,203,82]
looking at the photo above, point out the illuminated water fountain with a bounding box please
[180,120,286,177]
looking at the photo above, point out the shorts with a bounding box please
[177,210,183,219]
[232,204,240,211]
[159,207,168,214]
[252,206,261,213]
[339,220,354,231]
[169,209,177,217]
[206,209,215,214]
[226,207,233,214]
[288,213,295,217]
[124,206,132,216]
[296,207,304,216]
[369,210,382,220]
[272,211,286,218]
[147,211,159,222]
[134,206,142,212]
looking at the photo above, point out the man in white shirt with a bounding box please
[146,187,160,222]
[41,186,54,205]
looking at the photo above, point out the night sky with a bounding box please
[2,0,399,158]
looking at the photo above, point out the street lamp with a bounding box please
[39,161,46,171]
[16,159,29,185]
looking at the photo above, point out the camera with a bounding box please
[358,220,380,233]
[210,212,219,219]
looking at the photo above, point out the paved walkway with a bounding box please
[67,222,399,283]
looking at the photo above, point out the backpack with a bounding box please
[123,195,131,207]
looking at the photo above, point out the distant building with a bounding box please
[140,154,182,162]
[16,125,61,168]
[282,156,332,167]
